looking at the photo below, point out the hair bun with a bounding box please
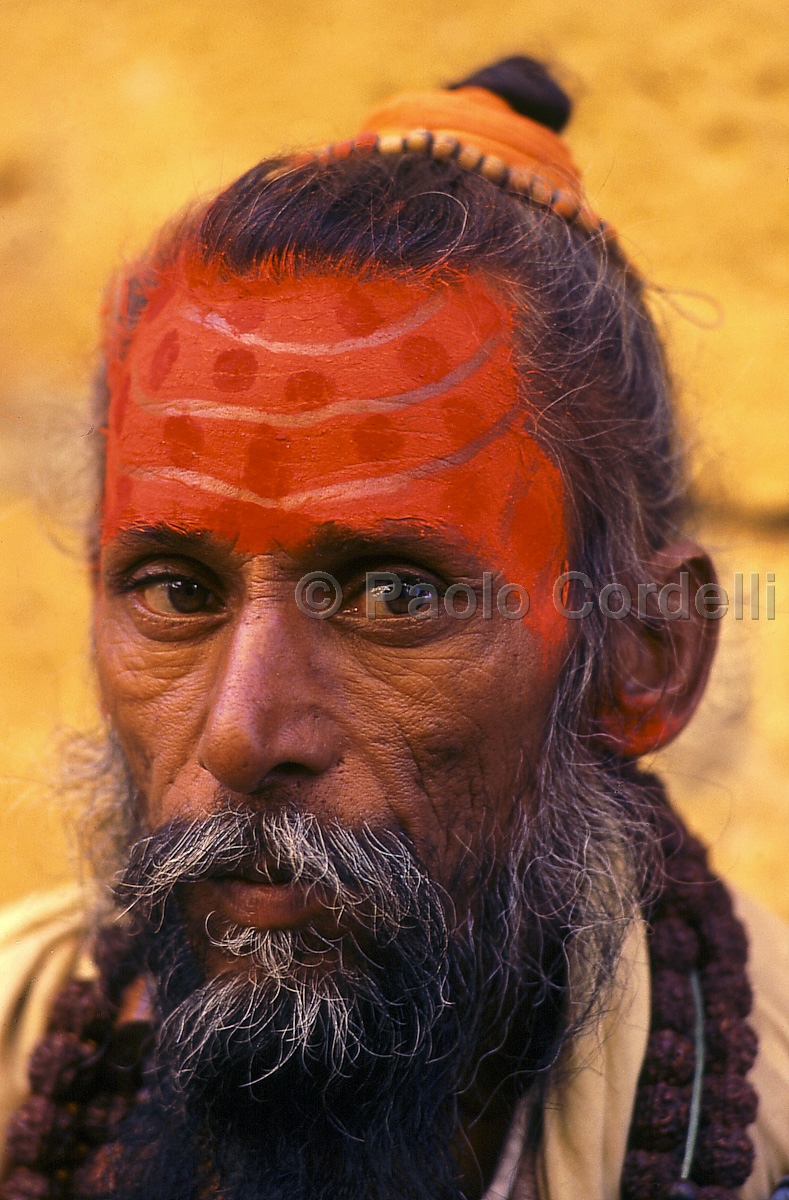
[448,56,572,133]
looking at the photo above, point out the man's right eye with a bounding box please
[137,577,221,616]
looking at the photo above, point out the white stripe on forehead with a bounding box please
[132,332,505,428]
[185,291,446,356]
[123,401,522,511]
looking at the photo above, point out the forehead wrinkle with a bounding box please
[103,270,570,577]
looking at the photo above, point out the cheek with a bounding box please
[342,626,555,855]
[93,595,213,784]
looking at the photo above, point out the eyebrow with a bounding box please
[295,522,485,577]
[102,525,243,568]
[103,521,486,579]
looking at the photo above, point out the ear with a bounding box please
[596,540,720,758]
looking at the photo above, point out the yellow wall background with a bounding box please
[0,1,787,912]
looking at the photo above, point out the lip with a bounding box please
[192,877,327,930]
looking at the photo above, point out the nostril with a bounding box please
[266,761,318,778]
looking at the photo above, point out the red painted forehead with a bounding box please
[104,269,567,627]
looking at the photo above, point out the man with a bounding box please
[0,56,787,1200]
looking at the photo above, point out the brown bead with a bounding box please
[456,144,483,172]
[704,1016,758,1075]
[694,1126,754,1187]
[651,970,696,1035]
[631,1082,691,1152]
[4,1096,79,1168]
[668,850,711,887]
[700,961,752,1020]
[5,1096,55,1166]
[650,918,700,972]
[0,1167,60,1200]
[699,912,748,967]
[81,1093,131,1146]
[642,1029,696,1087]
[48,980,113,1041]
[621,1147,683,1200]
[701,1073,758,1130]
[430,133,459,161]
[28,1034,96,1100]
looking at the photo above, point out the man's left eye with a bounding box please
[363,575,440,618]
[138,578,219,616]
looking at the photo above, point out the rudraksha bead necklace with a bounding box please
[622,775,759,1200]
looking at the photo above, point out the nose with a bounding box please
[197,604,340,794]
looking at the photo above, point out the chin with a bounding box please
[105,885,467,1200]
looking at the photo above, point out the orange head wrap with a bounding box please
[282,80,609,239]
[362,86,596,220]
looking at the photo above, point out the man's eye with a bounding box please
[366,577,439,617]
[138,578,219,616]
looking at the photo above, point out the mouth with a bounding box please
[189,862,330,931]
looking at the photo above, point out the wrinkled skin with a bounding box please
[92,270,715,1196]
[94,271,573,1196]
[95,518,568,917]
[95,270,571,927]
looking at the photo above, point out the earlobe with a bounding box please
[596,541,719,758]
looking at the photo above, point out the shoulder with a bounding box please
[0,886,92,1161]
[734,890,789,1199]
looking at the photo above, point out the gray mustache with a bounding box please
[115,806,444,940]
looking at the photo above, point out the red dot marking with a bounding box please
[148,329,180,391]
[398,336,451,384]
[163,416,206,468]
[335,285,384,336]
[283,370,333,410]
[243,428,292,499]
[213,348,259,393]
[352,415,406,461]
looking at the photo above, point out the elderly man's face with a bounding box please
[94,269,569,954]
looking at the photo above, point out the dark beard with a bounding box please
[92,807,566,1200]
